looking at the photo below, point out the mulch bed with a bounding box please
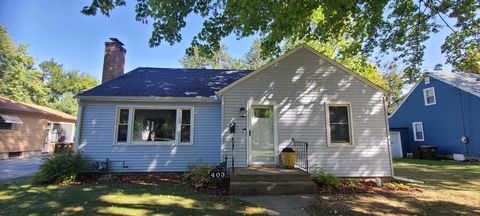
[69,172,229,195]
[315,180,422,195]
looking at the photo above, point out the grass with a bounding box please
[0,177,267,216]
[306,158,480,215]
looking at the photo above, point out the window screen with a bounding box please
[328,106,351,143]
[117,109,129,142]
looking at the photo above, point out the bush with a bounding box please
[183,164,214,187]
[345,179,362,189]
[32,153,89,184]
[383,182,413,190]
[312,170,341,189]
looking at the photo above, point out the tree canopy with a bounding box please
[82,0,479,83]
[0,26,99,115]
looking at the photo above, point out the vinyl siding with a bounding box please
[389,77,480,156]
[222,48,392,177]
[79,101,221,172]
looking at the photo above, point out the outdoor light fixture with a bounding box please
[239,107,246,117]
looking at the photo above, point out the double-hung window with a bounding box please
[325,103,353,146]
[412,122,424,141]
[423,87,436,106]
[114,106,194,145]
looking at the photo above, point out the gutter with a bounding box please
[76,96,221,103]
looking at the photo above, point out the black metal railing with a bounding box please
[289,138,309,172]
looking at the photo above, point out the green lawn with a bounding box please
[306,158,480,215]
[0,178,267,216]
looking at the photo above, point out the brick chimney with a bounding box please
[102,38,126,83]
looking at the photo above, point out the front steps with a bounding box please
[230,167,316,195]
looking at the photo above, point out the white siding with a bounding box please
[222,48,392,177]
[79,101,221,172]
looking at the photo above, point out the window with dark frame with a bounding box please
[328,105,352,144]
[0,123,13,130]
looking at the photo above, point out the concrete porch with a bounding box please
[230,167,316,195]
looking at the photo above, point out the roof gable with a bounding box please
[389,72,480,118]
[218,44,387,95]
[0,96,76,121]
[427,72,480,98]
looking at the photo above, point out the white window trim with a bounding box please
[0,122,14,131]
[423,87,436,106]
[325,102,354,146]
[113,106,194,146]
[412,122,424,141]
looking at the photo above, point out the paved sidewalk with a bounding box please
[240,194,314,215]
[0,157,43,181]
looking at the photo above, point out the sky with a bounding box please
[0,0,451,81]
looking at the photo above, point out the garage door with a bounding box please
[389,131,403,158]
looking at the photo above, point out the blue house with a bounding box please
[74,39,394,177]
[389,72,480,158]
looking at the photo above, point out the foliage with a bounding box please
[32,153,89,184]
[0,27,99,115]
[182,164,214,187]
[383,182,413,190]
[344,179,362,189]
[179,40,267,70]
[0,26,49,105]
[82,0,480,82]
[98,173,120,183]
[382,63,405,113]
[312,170,342,189]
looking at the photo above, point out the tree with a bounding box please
[0,26,98,115]
[39,59,99,115]
[82,0,480,82]
[0,26,48,105]
[242,39,269,70]
[180,44,243,69]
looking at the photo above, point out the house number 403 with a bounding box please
[210,171,226,178]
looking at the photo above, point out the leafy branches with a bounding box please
[82,0,480,83]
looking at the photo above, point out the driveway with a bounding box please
[0,157,43,181]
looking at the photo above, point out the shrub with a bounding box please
[312,170,341,189]
[383,182,413,190]
[345,179,362,189]
[32,153,89,184]
[183,164,214,187]
[98,173,120,183]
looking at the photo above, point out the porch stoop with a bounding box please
[230,167,316,195]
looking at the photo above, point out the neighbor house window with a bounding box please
[114,106,193,145]
[325,103,353,146]
[423,87,436,106]
[0,123,13,130]
[412,122,424,141]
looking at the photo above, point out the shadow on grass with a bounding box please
[306,193,480,216]
[0,178,267,216]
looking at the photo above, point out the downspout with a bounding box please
[73,98,84,153]
[383,96,395,177]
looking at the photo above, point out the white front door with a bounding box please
[390,131,403,158]
[248,104,277,165]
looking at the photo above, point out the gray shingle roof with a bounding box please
[427,72,480,97]
[78,67,254,98]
